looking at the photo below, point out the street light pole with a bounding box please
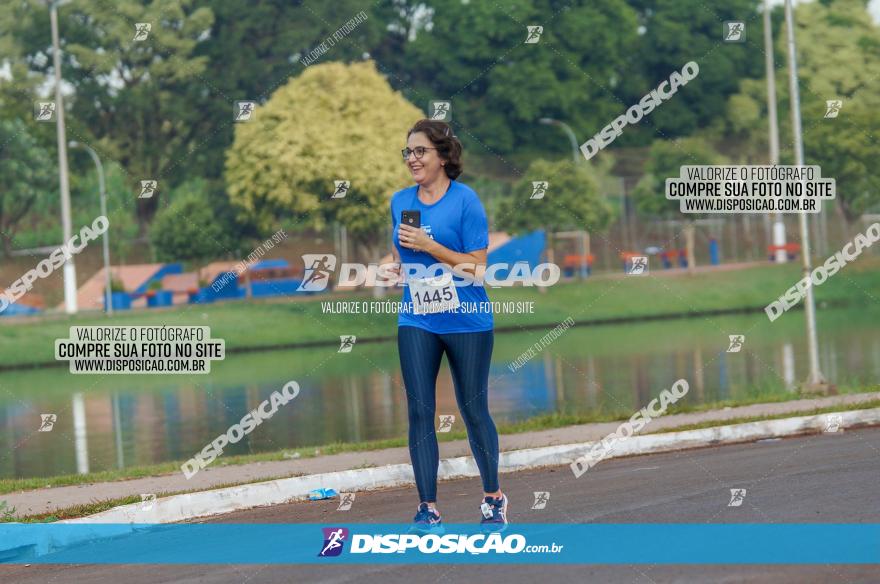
[764,0,788,264]
[539,118,580,165]
[50,0,78,314]
[784,0,825,390]
[69,141,112,315]
[540,117,589,277]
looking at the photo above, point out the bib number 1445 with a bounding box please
[409,275,460,315]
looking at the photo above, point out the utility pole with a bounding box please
[539,118,580,165]
[50,0,78,314]
[540,117,590,276]
[764,0,787,264]
[784,0,826,390]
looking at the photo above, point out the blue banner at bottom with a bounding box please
[1,524,878,564]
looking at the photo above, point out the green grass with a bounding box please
[4,474,303,523]
[4,396,879,523]
[1,386,876,497]
[653,398,880,433]
[0,437,408,495]
[2,258,879,369]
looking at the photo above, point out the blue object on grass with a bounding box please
[308,488,338,501]
[107,291,132,311]
[147,290,174,307]
[0,303,40,317]
[709,238,720,265]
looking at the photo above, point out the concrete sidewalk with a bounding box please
[5,392,878,517]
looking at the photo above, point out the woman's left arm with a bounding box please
[397,224,486,278]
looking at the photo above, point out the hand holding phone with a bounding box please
[401,210,420,228]
[399,209,429,252]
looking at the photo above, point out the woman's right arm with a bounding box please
[389,197,404,283]
[388,212,402,283]
[389,243,402,283]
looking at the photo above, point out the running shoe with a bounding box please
[409,502,445,534]
[479,493,509,532]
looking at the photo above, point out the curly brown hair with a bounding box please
[406,119,463,180]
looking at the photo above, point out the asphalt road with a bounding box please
[4,427,879,584]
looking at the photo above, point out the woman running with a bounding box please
[389,118,507,534]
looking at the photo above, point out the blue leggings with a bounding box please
[397,325,499,503]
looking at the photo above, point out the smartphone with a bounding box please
[401,210,421,229]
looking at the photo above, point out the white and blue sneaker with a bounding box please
[409,502,445,534]
[479,493,509,532]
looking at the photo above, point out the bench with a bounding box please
[768,243,800,261]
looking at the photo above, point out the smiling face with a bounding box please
[405,131,446,185]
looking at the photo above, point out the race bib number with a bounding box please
[409,273,460,315]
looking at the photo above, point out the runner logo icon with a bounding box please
[318,527,349,557]
[298,254,337,291]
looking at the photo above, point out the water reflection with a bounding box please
[0,308,878,479]
[72,392,88,474]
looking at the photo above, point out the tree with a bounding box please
[0,118,55,257]
[627,0,765,140]
[150,180,238,263]
[178,0,389,183]
[224,60,423,262]
[633,137,727,270]
[807,102,880,224]
[398,0,640,156]
[495,158,616,283]
[0,61,45,128]
[791,0,880,110]
[721,0,880,223]
[0,0,215,227]
[69,163,142,266]
[794,0,880,224]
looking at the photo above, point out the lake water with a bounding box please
[1,307,878,479]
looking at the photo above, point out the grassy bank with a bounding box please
[1,388,876,497]
[3,394,879,522]
[1,259,878,369]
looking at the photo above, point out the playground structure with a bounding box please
[555,230,592,279]
[86,259,311,311]
[35,230,550,314]
[0,225,787,318]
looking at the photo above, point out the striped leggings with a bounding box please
[397,325,499,503]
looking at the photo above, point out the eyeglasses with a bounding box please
[401,146,438,161]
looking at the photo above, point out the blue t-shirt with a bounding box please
[391,180,494,333]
